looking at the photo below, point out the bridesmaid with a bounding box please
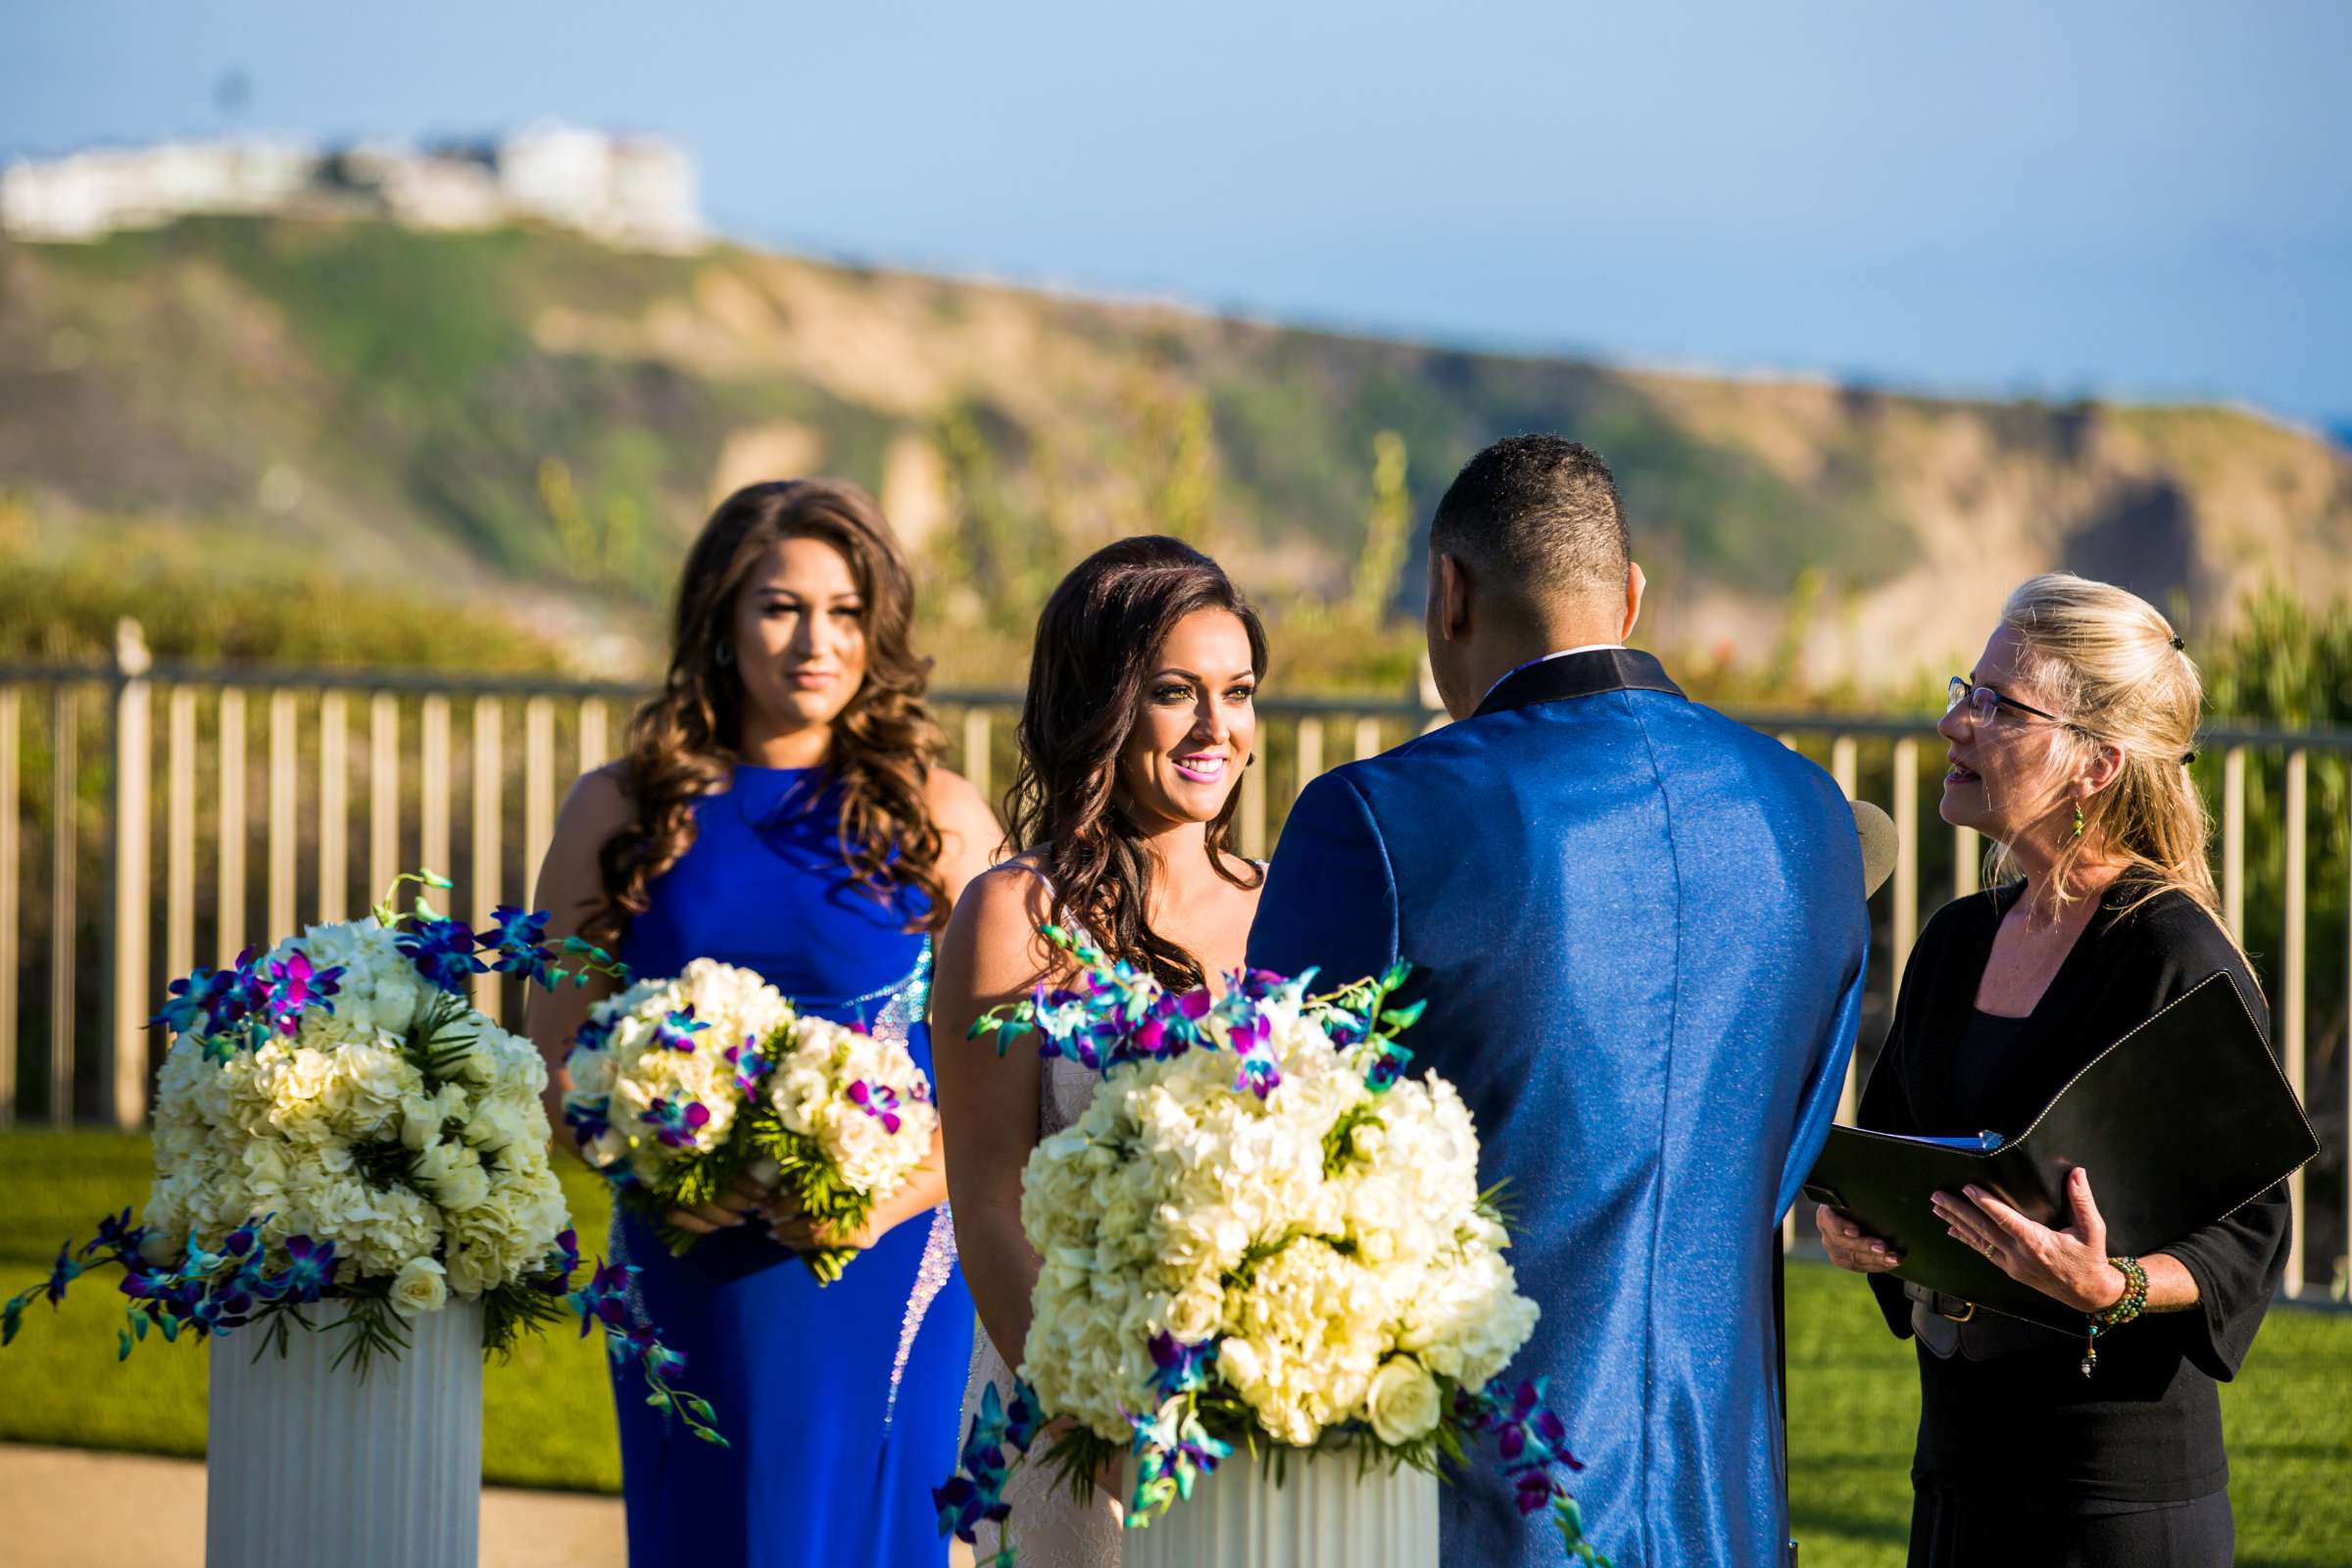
[525,479,1000,1565]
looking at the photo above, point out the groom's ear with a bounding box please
[1621,562,1646,642]
[1432,552,1472,641]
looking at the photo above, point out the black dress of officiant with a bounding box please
[1855,875,2289,1565]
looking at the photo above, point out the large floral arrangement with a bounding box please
[564,957,940,1283]
[934,930,1604,1565]
[2,874,721,1446]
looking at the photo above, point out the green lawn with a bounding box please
[2,1130,2346,1565]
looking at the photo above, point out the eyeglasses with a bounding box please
[1945,676,2071,730]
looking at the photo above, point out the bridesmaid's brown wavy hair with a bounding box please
[1005,536,1266,989]
[587,479,948,947]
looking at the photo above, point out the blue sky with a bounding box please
[9,2,2347,430]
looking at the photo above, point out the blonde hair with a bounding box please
[1989,572,2219,924]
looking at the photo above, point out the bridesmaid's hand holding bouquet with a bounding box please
[564,959,940,1283]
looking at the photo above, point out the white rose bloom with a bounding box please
[389,1256,450,1316]
[1363,1356,1444,1445]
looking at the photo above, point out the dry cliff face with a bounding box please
[3,219,2346,691]
[1628,370,2350,689]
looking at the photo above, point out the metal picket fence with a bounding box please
[3,624,2346,1298]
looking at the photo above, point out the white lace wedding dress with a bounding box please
[960,1041,1126,1566]
[958,875,1126,1567]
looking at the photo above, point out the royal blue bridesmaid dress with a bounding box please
[608,763,972,1565]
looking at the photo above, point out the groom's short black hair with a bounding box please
[1431,434,1629,598]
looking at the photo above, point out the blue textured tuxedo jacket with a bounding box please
[1248,650,1868,1568]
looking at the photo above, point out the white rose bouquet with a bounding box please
[564,959,940,1283]
[2,872,723,1447]
[932,929,1605,1566]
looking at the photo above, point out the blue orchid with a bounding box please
[271,1236,337,1302]
[1146,1329,1216,1401]
[564,1096,612,1147]
[396,917,486,993]
[262,950,344,1036]
[653,1005,709,1054]
[570,1260,633,1338]
[640,1094,711,1151]
[723,1038,772,1097]
[43,1242,81,1306]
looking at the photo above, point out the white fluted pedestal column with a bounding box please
[205,1301,484,1568]
[1124,1447,1439,1568]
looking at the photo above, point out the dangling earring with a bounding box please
[714,642,734,667]
[2072,803,2085,840]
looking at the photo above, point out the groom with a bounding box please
[1249,435,1868,1568]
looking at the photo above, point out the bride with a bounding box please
[931,535,1271,1565]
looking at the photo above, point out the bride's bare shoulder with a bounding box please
[937,854,1061,993]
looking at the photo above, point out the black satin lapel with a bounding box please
[1472,649,1685,718]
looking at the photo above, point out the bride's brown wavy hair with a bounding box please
[1005,536,1267,989]
[586,479,948,947]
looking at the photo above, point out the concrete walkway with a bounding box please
[2,1445,623,1568]
[2,1444,980,1566]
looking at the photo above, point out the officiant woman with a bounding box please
[1816,573,2289,1567]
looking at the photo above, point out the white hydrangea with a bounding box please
[141,917,575,1303]
[762,1015,938,1199]
[564,957,794,1185]
[1017,1003,1540,1450]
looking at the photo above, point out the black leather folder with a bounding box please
[1801,970,2318,1330]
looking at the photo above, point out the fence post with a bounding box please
[166,686,195,993]
[51,686,77,1126]
[471,698,504,1022]
[369,693,400,903]
[218,687,246,959]
[524,695,555,896]
[963,710,991,802]
[2282,750,2307,1297]
[0,685,17,1128]
[2223,747,2246,944]
[318,691,348,922]
[421,695,452,889]
[109,619,154,1129]
[1890,737,1919,979]
[268,689,297,939]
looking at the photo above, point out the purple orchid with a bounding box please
[570,1011,616,1056]
[118,1263,179,1301]
[43,1243,81,1306]
[262,950,344,1036]
[653,1006,709,1054]
[271,1236,337,1302]
[396,917,487,993]
[564,1096,612,1146]
[723,1039,771,1097]
[1147,1329,1217,1401]
[534,1228,582,1293]
[480,905,560,988]
[847,1079,904,1135]
[640,1095,711,1151]
[220,1218,262,1258]
[1234,1053,1283,1100]
[571,1260,633,1337]
[82,1207,149,1264]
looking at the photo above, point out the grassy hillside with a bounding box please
[4,216,2348,689]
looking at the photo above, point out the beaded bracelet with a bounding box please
[2081,1254,2149,1377]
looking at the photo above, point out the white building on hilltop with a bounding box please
[0,125,704,252]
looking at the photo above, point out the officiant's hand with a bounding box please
[664,1171,775,1237]
[1815,1204,1902,1272]
[1932,1167,2128,1314]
